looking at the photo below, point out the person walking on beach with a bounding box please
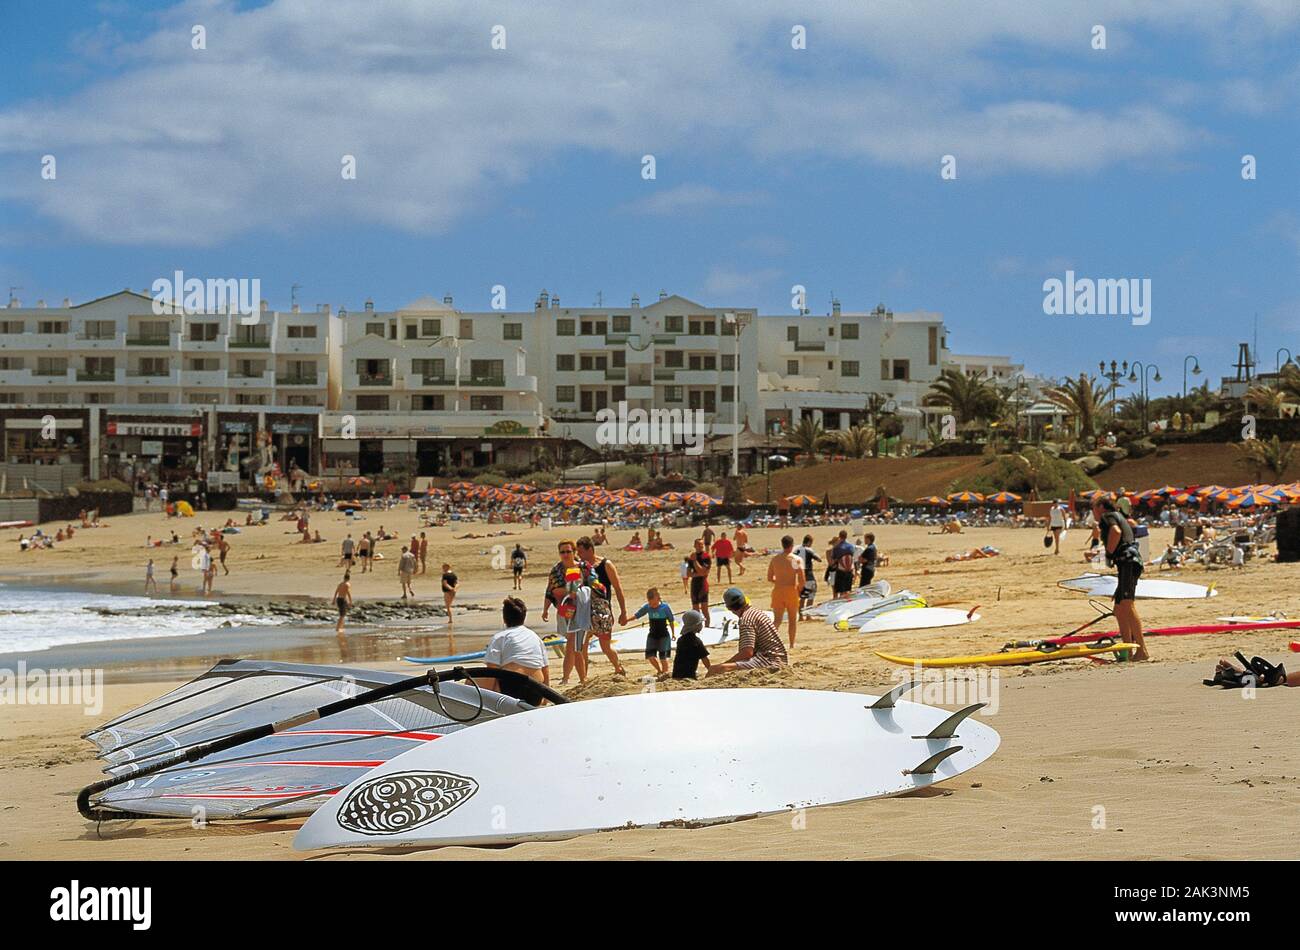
[1048,502,1067,555]
[144,558,158,594]
[733,525,749,575]
[339,533,355,569]
[712,531,734,584]
[542,539,588,685]
[440,562,458,624]
[358,531,372,573]
[398,545,417,601]
[767,535,805,649]
[418,532,429,574]
[793,534,821,619]
[333,572,353,634]
[709,587,789,675]
[218,535,231,576]
[510,543,527,590]
[1092,495,1148,661]
[577,536,628,676]
[169,555,179,593]
[857,532,878,587]
[199,545,215,596]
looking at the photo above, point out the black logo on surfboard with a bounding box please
[335,771,478,835]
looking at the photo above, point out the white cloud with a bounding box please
[0,0,1296,245]
[618,185,766,217]
[703,266,781,297]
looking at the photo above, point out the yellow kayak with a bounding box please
[875,642,1137,668]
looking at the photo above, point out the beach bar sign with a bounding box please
[107,421,203,437]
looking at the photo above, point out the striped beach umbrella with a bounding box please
[986,491,1022,505]
[1225,491,1275,509]
[915,495,949,506]
[785,494,819,506]
[946,491,985,505]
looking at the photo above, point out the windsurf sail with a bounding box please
[79,659,551,821]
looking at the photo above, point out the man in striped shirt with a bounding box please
[708,587,789,675]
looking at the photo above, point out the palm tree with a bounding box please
[922,369,1001,427]
[1045,374,1114,443]
[790,416,828,464]
[1010,447,1051,499]
[829,424,877,459]
[1234,436,1296,482]
[1244,384,1286,419]
[1279,365,1300,404]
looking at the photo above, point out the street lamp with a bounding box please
[1182,355,1201,398]
[1277,348,1293,374]
[723,311,752,477]
[1099,360,1128,420]
[1127,362,1162,433]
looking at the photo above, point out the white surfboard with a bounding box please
[294,687,1000,850]
[593,620,736,654]
[858,607,979,634]
[1217,615,1286,623]
[1058,572,1218,599]
[804,580,892,618]
[826,591,923,626]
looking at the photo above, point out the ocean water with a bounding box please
[0,585,270,654]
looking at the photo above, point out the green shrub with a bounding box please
[605,464,648,489]
[949,455,1097,498]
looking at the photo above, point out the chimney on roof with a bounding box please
[318,304,331,316]
[260,299,268,312]
[63,298,71,307]
[442,294,453,307]
[831,297,841,317]
[658,289,668,300]
[7,297,17,308]
[291,303,300,313]
[364,298,374,312]
[537,290,549,310]
[631,293,640,308]
[36,299,46,308]
[551,295,559,309]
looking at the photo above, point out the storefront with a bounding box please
[215,415,259,479]
[2,411,89,468]
[103,416,205,483]
[269,418,316,473]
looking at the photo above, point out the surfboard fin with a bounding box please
[913,703,984,740]
[869,680,920,709]
[905,745,962,776]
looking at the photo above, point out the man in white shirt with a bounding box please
[475,597,551,698]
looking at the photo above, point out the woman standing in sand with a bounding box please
[542,539,588,685]
[440,562,458,625]
[577,536,628,677]
[333,572,353,634]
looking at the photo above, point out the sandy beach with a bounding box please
[2,507,1298,860]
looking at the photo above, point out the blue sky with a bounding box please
[2,0,1298,397]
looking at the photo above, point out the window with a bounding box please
[411,358,446,381]
[84,320,116,340]
[664,386,683,403]
[458,319,474,339]
[665,315,683,333]
[469,359,503,382]
[422,318,442,337]
[721,385,734,403]
[136,392,170,404]
[664,351,684,368]
[38,320,69,334]
[612,314,631,333]
[188,322,218,342]
[928,326,938,365]
[688,355,716,371]
[357,394,390,411]
[365,322,385,337]
[0,357,21,370]
[842,360,860,377]
[235,393,268,406]
[187,392,220,405]
[579,390,609,413]
[688,390,716,412]
[580,319,608,336]
[579,355,607,371]
[137,320,170,340]
[43,392,69,404]
[556,354,575,371]
[892,360,910,381]
[881,359,890,379]
[285,395,321,407]
[413,394,445,411]
[470,395,503,411]
[503,323,522,340]
[786,325,799,342]
[612,351,626,368]
[842,323,859,340]
[555,385,575,403]
[286,325,317,338]
[36,357,68,376]
[405,323,419,339]
[721,354,735,371]
[787,360,799,376]
[556,319,575,336]
[0,392,21,404]
[86,392,111,404]
[688,319,716,335]
[0,321,24,334]
[84,357,115,375]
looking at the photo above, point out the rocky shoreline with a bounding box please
[85,598,493,624]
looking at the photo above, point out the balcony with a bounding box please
[653,368,678,381]
[126,336,172,347]
[604,367,627,381]
[605,333,631,345]
[73,332,126,348]
[359,374,395,387]
[228,337,271,349]
[794,340,826,352]
[652,333,679,344]
[625,385,655,400]
[228,371,275,388]
[181,370,227,388]
[76,370,117,382]
[126,369,172,379]
[463,375,505,387]
[276,374,320,386]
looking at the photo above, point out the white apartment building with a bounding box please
[2,287,1031,484]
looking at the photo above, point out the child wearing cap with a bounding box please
[633,587,676,675]
[672,609,713,680]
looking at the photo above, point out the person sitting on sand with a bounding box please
[472,597,551,700]
[1206,654,1298,688]
[708,587,789,675]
